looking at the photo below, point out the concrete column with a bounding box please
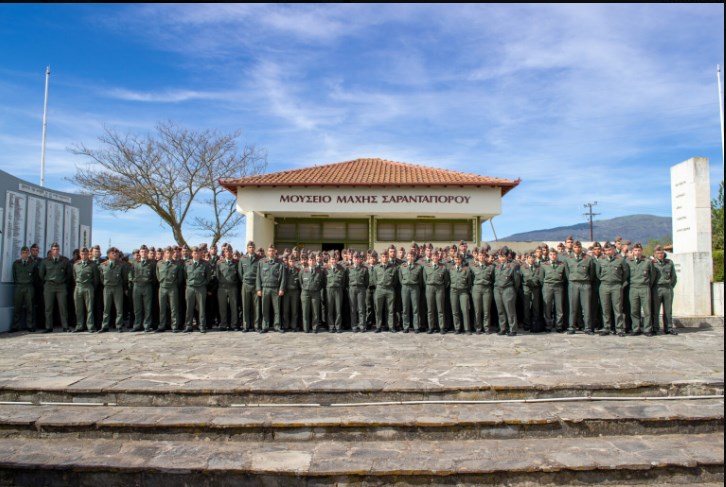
[245,211,275,249]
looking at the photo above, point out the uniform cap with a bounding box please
[30,243,39,249]
[80,247,89,253]
[182,244,190,250]
[614,236,623,242]
[51,242,60,249]
[632,242,643,249]
[592,242,602,248]
[247,241,255,247]
[574,240,582,247]
[139,245,148,251]
[654,245,664,252]
[191,246,199,252]
[603,242,613,249]
[21,246,29,252]
[165,246,174,252]
[565,235,574,241]
[621,240,631,246]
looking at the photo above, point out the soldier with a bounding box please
[449,253,473,334]
[541,248,566,332]
[157,246,182,332]
[99,248,127,332]
[596,242,628,336]
[29,243,44,330]
[12,246,36,332]
[129,245,157,332]
[256,244,286,333]
[239,241,260,332]
[90,245,105,328]
[563,241,595,335]
[470,250,495,334]
[423,251,448,334]
[590,242,604,331]
[347,252,369,332]
[216,245,240,331]
[522,253,543,332]
[625,242,655,336]
[399,250,423,333]
[372,251,398,332]
[38,242,72,332]
[282,256,301,331]
[72,247,99,332]
[651,245,678,335]
[300,254,324,333]
[493,250,520,336]
[184,246,211,333]
[205,244,220,328]
[366,252,378,329]
[324,254,346,333]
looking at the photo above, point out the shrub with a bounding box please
[714,249,724,283]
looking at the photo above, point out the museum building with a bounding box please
[219,158,520,252]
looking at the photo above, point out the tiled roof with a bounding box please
[219,158,520,194]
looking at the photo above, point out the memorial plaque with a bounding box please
[2,191,27,282]
[26,197,46,253]
[46,201,64,254]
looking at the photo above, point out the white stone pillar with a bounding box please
[244,211,275,249]
[670,157,713,316]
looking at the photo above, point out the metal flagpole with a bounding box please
[40,65,50,187]
[718,65,724,171]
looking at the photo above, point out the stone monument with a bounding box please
[670,157,713,316]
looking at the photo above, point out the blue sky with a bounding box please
[0,4,723,251]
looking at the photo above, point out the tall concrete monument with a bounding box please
[670,157,713,316]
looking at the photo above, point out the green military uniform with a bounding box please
[238,254,260,331]
[12,258,36,331]
[99,260,127,331]
[493,261,520,334]
[625,256,655,334]
[563,253,595,334]
[372,261,398,331]
[347,264,369,332]
[184,259,211,332]
[73,259,100,331]
[282,264,301,331]
[521,263,543,332]
[157,259,181,331]
[448,264,473,333]
[325,264,347,332]
[216,257,240,331]
[398,262,423,332]
[596,255,628,334]
[39,256,72,331]
[130,258,157,331]
[541,259,566,331]
[300,264,324,332]
[256,258,286,332]
[423,262,449,333]
[470,261,494,333]
[652,256,677,334]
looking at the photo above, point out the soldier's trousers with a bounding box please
[301,290,321,332]
[591,282,602,330]
[44,283,68,330]
[652,285,673,333]
[523,287,542,330]
[326,288,343,331]
[568,281,592,332]
[261,288,281,331]
[401,285,421,331]
[33,283,45,329]
[218,286,239,329]
[425,285,445,331]
[599,284,623,333]
[282,290,300,330]
[366,287,376,327]
[74,285,95,331]
[102,286,124,330]
[13,284,34,331]
[471,285,493,332]
[629,286,651,333]
[348,286,367,331]
[241,282,259,331]
[158,286,178,331]
[93,284,104,330]
[133,284,154,330]
[374,287,395,330]
[493,286,517,333]
[185,285,207,330]
[543,284,565,330]
[450,289,471,332]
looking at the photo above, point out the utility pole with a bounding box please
[583,202,600,241]
[718,64,724,171]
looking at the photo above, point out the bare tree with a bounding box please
[69,121,266,247]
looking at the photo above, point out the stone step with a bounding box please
[0,433,722,486]
[0,398,721,442]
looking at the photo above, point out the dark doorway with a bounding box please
[322,242,345,253]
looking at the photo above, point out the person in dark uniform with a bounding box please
[216,244,240,331]
[184,246,211,333]
[347,252,369,332]
[72,247,100,332]
[651,245,678,335]
[256,244,286,333]
[398,250,423,333]
[239,241,260,332]
[12,246,36,332]
[38,242,72,332]
[157,246,182,332]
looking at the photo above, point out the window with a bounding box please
[275,219,369,243]
[377,219,473,242]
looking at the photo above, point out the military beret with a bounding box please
[268,244,276,250]
[603,242,613,249]
[247,241,255,247]
[549,247,559,253]
[557,242,565,248]
[621,240,631,245]
[90,244,99,250]
[574,240,582,247]
[654,245,664,252]
[182,244,190,250]
[107,247,116,255]
[139,244,148,251]
[614,236,623,242]
[80,247,89,253]
[51,242,60,248]
[21,246,29,252]
[592,242,602,248]
[565,235,574,241]
[30,243,39,249]
[633,242,642,249]
[165,246,174,252]
[191,246,199,252]
[371,251,378,258]
[210,244,218,249]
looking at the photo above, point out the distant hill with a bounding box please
[501,215,672,243]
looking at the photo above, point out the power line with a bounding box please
[583,202,601,241]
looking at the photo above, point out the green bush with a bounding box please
[714,250,724,283]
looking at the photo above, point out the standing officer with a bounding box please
[625,242,655,336]
[596,242,628,336]
[256,244,286,333]
[521,253,543,332]
[90,245,105,329]
[325,254,347,333]
[38,242,72,332]
[366,252,378,329]
[206,244,220,328]
[541,248,566,332]
[449,253,473,334]
[398,250,423,333]
[470,250,494,334]
[184,246,211,333]
[651,245,678,335]
[216,245,240,331]
[157,246,181,332]
[72,247,100,332]
[12,246,36,332]
[373,251,398,332]
[563,241,595,335]
[29,243,44,330]
[493,250,520,336]
[300,253,324,333]
[282,256,301,331]
[423,252,448,334]
[99,248,127,332]
[129,245,157,332]
[347,252,369,332]
[239,241,260,332]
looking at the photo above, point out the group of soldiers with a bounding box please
[11,235,678,337]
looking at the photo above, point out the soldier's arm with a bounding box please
[38,261,46,281]
[588,259,595,282]
[647,261,656,288]
[128,264,135,285]
[279,264,287,294]
[237,260,245,282]
[671,262,677,288]
[255,262,262,292]
[93,265,101,287]
[622,260,630,286]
